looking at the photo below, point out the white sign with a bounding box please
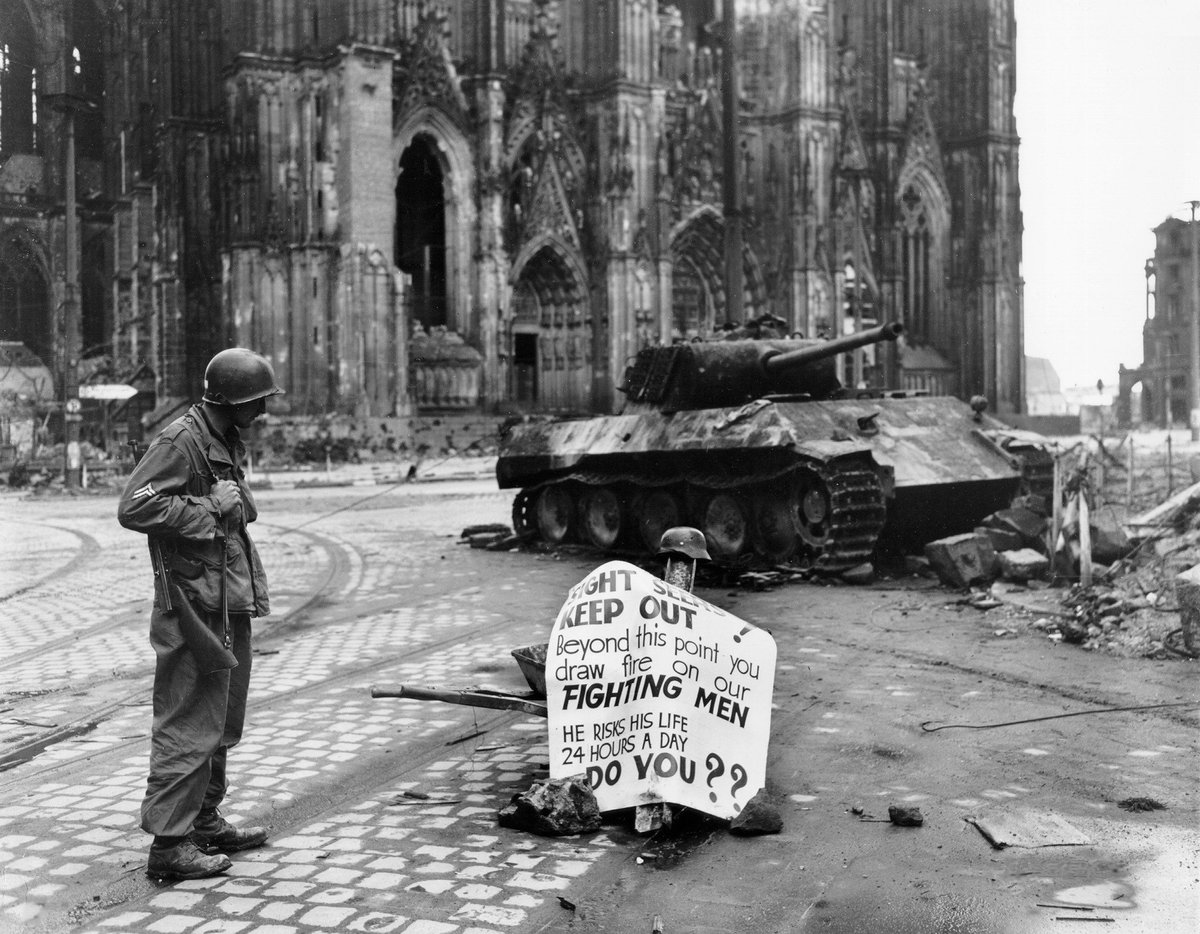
[548,560,776,820]
[79,384,138,400]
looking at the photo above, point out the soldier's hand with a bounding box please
[211,479,242,517]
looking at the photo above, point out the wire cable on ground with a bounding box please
[920,701,1200,732]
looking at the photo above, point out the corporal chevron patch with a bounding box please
[131,483,157,500]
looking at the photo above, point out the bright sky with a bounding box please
[1015,0,1200,392]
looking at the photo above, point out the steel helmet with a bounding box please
[656,526,711,561]
[203,348,284,405]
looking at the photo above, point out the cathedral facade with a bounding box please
[0,0,1025,446]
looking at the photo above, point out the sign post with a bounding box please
[547,561,776,820]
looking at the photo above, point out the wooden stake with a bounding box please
[1051,454,1063,555]
[1079,492,1093,588]
[1167,433,1174,497]
[1126,438,1134,510]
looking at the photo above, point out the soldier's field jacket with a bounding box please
[118,404,269,618]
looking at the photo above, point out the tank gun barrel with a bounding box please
[763,321,904,375]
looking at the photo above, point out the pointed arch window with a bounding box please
[396,134,447,330]
[899,183,935,339]
[0,2,40,156]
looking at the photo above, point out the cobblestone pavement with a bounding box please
[2,482,635,934]
[1,480,1197,934]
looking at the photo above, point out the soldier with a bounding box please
[118,348,281,880]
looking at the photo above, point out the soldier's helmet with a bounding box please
[656,526,711,561]
[203,348,284,406]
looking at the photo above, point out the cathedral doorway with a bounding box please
[509,243,589,414]
[0,230,50,365]
[670,208,763,338]
[395,134,447,331]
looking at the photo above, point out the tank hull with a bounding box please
[497,393,1051,566]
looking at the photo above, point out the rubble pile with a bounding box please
[921,434,1200,660]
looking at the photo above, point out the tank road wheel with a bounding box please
[579,485,625,551]
[512,489,538,539]
[698,491,750,559]
[636,489,684,554]
[751,488,799,562]
[535,483,576,544]
[793,472,835,557]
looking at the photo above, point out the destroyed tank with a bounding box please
[497,319,1053,570]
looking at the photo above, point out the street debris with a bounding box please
[998,548,1050,582]
[728,790,783,836]
[497,774,602,837]
[1050,918,1115,923]
[909,434,1200,659]
[460,524,524,551]
[1116,796,1166,812]
[886,805,924,827]
[967,811,1091,849]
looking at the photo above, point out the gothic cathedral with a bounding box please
[0,0,1024,440]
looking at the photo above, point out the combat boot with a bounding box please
[147,838,232,880]
[191,807,268,853]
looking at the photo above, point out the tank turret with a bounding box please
[620,322,904,413]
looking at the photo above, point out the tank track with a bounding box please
[809,464,888,570]
[510,458,888,572]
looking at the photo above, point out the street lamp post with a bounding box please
[45,91,97,488]
[1190,201,1200,442]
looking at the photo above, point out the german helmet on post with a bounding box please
[203,348,284,405]
[656,526,711,561]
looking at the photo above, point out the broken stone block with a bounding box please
[983,507,1047,548]
[729,790,783,836]
[924,533,997,589]
[887,805,924,827]
[498,775,602,837]
[1089,506,1131,564]
[998,548,1050,583]
[975,525,1024,553]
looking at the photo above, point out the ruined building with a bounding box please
[1118,216,1199,428]
[0,0,1025,451]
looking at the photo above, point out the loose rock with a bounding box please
[887,805,924,827]
[498,775,602,837]
[729,790,783,836]
[998,548,1050,583]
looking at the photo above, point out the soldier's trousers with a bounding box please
[140,606,253,837]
